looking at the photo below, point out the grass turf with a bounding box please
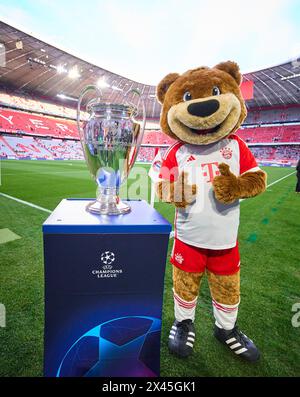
[0,160,299,377]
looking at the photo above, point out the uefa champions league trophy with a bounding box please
[77,85,146,215]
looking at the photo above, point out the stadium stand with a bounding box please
[0,108,78,139]
[0,104,299,164]
[244,106,300,125]
[142,130,175,145]
[138,146,167,162]
[1,89,299,126]
[0,89,77,119]
[0,21,299,167]
[1,88,299,166]
[1,130,298,165]
[141,126,300,146]
[250,145,300,164]
[0,134,82,160]
[37,138,83,159]
[238,125,300,143]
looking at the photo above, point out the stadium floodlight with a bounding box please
[28,57,46,66]
[111,85,122,91]
[68,66,80,79]
[97,78,110,88]
[56,64,67,74]
[57,93,77,102]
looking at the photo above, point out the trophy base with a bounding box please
[86,199,131,215]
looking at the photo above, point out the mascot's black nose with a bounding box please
[187,99,220,117]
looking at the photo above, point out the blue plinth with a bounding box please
[43,199,171,377]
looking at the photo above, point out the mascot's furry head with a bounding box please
[156,61,247,145]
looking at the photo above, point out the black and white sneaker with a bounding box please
[168,319,195,358]
[214,325,260,362]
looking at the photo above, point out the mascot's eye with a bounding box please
[183,91,192,101]
[212,86,221,96]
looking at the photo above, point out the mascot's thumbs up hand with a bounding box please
[213,163,267,204]
[212,163,240,204]
[173,171,197,208]
[155,171,197,208]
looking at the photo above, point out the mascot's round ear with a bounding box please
[214,61,242,85]
[156,73,180,104]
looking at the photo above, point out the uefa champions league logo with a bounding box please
[100,251,115,265]
[92,251,123,279]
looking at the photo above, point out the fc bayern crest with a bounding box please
[220,147,233,159]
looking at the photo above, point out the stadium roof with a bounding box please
[0,20,299,119]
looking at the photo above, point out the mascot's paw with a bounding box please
[214,325,260,362]
[174,172,197,208]
[168,319,195,358]
[212,163,240,204]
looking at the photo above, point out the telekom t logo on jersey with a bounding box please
[186,157,220,183]
[201,162,220,183]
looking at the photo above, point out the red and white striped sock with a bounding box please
[212,299,240,330]
[173,289,198,322]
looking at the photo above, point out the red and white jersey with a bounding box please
[158,134,260,250]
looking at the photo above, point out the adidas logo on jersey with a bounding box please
[187,155,196,163]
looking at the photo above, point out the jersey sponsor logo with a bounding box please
[220,146,233,159]
[201,162,220,183]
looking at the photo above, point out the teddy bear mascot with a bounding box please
[154,61,266,362]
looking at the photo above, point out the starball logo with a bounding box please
[92,251,123,279]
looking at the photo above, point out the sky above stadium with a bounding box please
[1,0,300,85]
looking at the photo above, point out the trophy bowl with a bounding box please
[77,85,145,215]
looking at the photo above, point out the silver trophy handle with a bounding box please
[77,85,102,139]
[123,88,146,163]
[123,87,146,128]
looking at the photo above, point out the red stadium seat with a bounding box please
[0,108,78,139]
[237,125,300,143]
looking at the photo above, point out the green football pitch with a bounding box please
[0,159,299,377]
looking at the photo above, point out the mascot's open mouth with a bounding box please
[189,126,220,135]
[168,97,242,145]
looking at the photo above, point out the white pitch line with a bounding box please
[0,192,52,213]
[265,171,296,189]
[239,170,296,202]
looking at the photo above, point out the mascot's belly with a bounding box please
[174,139,240,250]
